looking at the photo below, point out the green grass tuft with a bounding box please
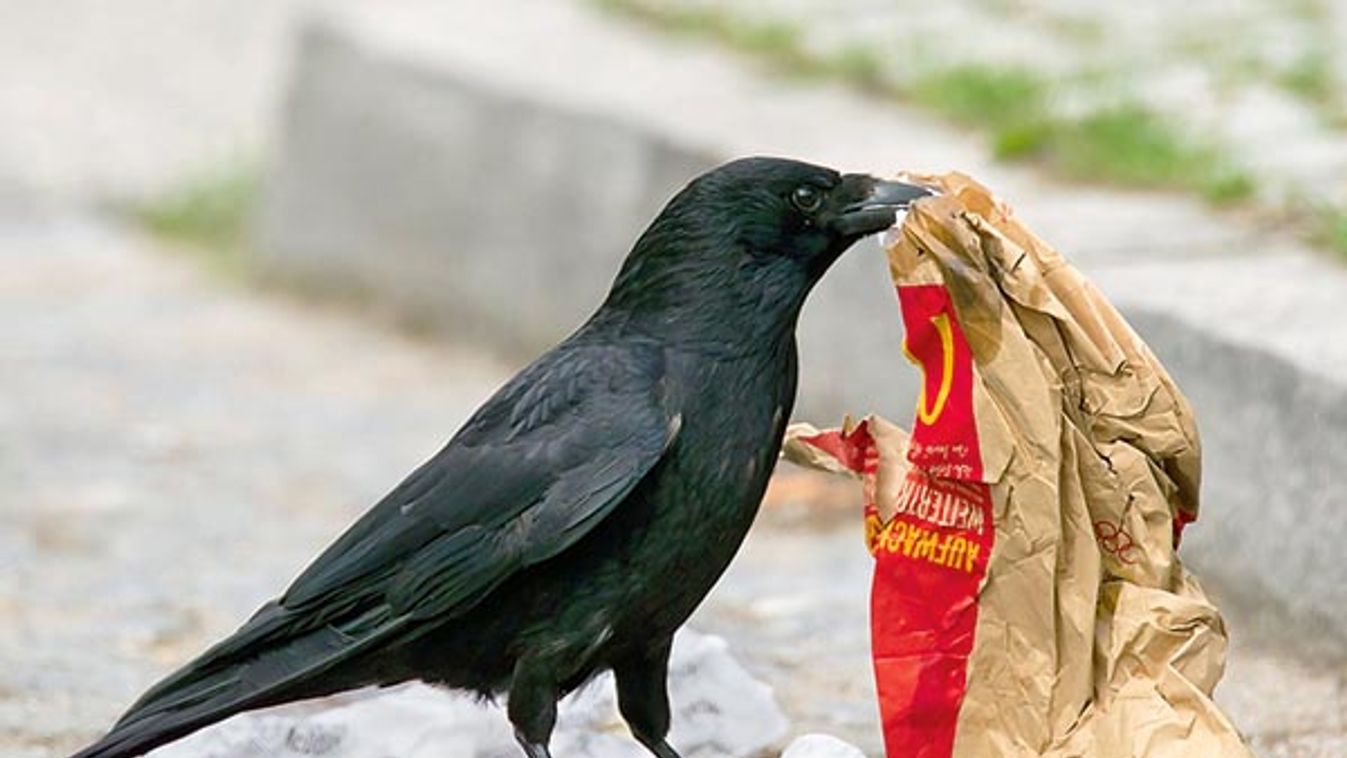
[1198,166,1256,205]
[909,64,1048,128]
[990,119,1055,160]
[824,44,891,92]
[1313,205,1347,259]
[909,64,1067,165]
[1051,105,1203,185]
[134,162,260,278]
[137,163,258,251]
[595,1,825,79]
[723,18,806,62]
[1283,0,1329,23]
[1279,50,1337,104]
[1002,103,1253,202]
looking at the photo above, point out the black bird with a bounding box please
[71,157,929,758]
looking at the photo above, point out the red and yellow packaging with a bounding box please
[784,174,1253,757]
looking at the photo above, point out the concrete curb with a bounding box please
[256,0,1347,652]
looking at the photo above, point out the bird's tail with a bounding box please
[70,679,262,758]
[70,607,403,758]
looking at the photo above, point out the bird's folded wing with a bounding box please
[129,344,677,714]
[291,343,676,621]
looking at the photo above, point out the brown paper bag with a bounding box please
[784,173,1253,757]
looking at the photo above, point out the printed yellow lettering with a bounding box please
[914,532,938,561]
[948,537,967,571]
[902,525,921,557]
[935,535,952,566]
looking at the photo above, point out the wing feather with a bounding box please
[225,341,672,662]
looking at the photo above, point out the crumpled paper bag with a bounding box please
[784,173,1253,758]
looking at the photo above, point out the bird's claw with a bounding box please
[515,731,553,758]
[647,739,682,758]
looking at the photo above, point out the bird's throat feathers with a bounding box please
[597,212,818,351]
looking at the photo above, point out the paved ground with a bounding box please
[2,1,1344,755]
[2,217,1343,757]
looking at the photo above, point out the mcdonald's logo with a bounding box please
[902,312,955,426]
[896,284,983,482]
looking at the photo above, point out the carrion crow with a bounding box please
[71,157,929,758]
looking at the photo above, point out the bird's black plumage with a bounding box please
[71,157,928,758]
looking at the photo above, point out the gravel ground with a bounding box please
[2,216,1343,757]
[2,2,1343,755]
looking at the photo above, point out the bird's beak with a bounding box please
[833,177,934,237]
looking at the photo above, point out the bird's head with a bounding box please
[602,157,931,345]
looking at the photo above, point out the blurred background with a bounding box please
[2,1,1345,756]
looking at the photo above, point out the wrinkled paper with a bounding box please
[784,173,1253,758]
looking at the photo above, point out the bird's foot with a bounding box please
[642,738,682,758]
[514,730,553,758]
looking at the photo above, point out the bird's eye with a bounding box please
[791,184,823,213]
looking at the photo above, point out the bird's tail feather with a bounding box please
[70,613,407,758]
[71,691,255,758]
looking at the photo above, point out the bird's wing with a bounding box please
[281,341,677,621]
[113,342,677,730]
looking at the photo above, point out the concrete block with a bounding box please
[257,21,716,359]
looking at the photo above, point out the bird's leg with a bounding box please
[508,656,559,758]
[614,637,682,758]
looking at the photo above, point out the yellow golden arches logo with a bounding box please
[901,312,956,426]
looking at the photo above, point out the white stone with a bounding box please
[150,630,787,758]
[781,733,867,758]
